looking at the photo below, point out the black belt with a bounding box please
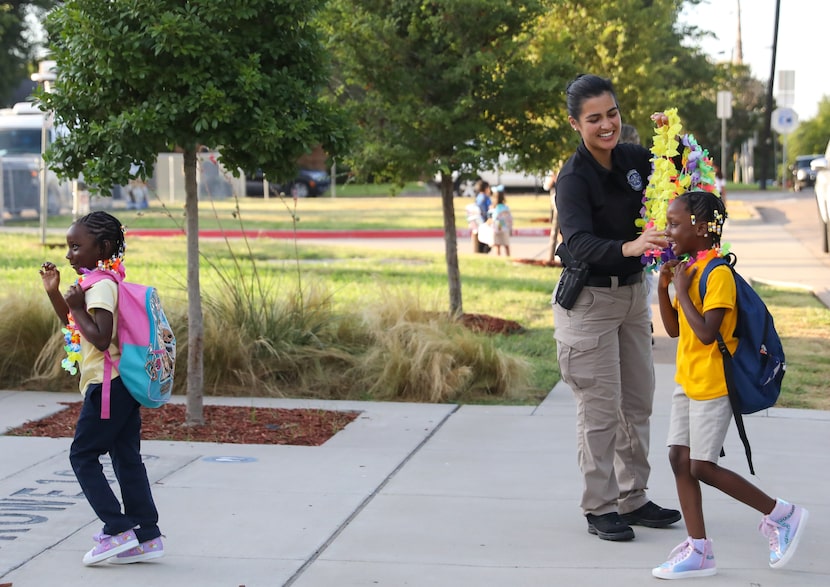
[585,272,644,287]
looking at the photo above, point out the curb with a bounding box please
[126,227,554,239]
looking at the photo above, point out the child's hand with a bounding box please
[658,259,678,289]
[39,262,61,292]
[672,260,697,292]
[63,282,86,312]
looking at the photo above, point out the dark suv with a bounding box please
[793,154,821,191]
[245,168,331,198]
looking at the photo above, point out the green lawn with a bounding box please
[2,186,827,409]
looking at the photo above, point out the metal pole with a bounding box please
[721,117,727,178]
[39,109,48,245]
[760,0,782,189]
[0,158,4,227]
[168,154,175,202]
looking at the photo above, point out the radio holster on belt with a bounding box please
[554,243,589,310]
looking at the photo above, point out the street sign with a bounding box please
[778,70,795,107]
[771,107,798,134]
[717,91,733,120]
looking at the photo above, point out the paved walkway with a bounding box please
[1,194,828,586]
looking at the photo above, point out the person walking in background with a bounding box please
[472,179,493,253]
[474,179,492,224]
[552,73,681,541]
[39,211,164,566]
[489,186,513,257]
[652,191,807,579]
[543,167,562,262]
[619,123,640,145]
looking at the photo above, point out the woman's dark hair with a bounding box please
[565,74,618,119]
[74,211,126,260]
[676,191,728,246]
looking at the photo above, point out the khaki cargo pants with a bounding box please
[552,278,655,516]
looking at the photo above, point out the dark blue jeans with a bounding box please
[70,377,161,543]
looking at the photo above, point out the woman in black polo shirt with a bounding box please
[553,74,680,542]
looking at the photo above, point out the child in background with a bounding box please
[653,190,807,579]
[39,211,164,566]
[489,186,513,257]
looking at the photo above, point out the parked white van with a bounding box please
[434,153,546,197]
[0,102,71,216]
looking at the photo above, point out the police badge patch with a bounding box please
[626,169,644,192]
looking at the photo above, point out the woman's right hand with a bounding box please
[622,226,668,258]
[650,112,669,128]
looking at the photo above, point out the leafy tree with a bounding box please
[324,0,569,315]
[536,0,718,145]
[40,0,348,424]
[788,97,830,164]
[0,1,53,105]
[535,1,773,181]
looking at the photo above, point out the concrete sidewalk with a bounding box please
[1,375,828,586]
[1,194,829,586]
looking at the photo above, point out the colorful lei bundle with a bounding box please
[636,108,724,271]
[61,257,124,375]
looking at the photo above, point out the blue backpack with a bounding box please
[699,254,786,474]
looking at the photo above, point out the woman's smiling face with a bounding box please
[569,91,620,163]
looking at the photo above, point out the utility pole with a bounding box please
[760,0,781,190]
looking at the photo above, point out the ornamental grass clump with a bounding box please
[350,293,529,403]
[0,294,62,388]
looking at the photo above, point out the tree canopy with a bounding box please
[787,97,830,165]
[324,0,569,314]
[0,1,53,105]
[40,0,348,424]
[41,0,348,188]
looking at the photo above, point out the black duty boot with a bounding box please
[621,501,682,528]
[586,512,635,541]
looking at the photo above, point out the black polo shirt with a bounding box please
[555,141,652,278]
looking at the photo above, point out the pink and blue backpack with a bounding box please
[79,268,176,418]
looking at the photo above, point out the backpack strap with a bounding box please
[698,254,756,475]
[78,269,123,420]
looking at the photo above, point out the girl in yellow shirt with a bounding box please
[653,191,807,579]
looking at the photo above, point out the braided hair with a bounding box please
[74,211,126,262]
[675,191,728,246]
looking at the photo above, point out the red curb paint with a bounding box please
[127,228,551,239]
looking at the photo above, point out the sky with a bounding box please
[680,0,827,122]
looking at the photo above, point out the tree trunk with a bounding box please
[183,149,205,425]
[440,173,463,316]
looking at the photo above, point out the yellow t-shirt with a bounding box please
[672,256,738,401]
[78,279,121,395]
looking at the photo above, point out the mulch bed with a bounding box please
[5,403,360,446]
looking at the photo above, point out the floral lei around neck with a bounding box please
[636,108,729,271]
[61,257,125,375]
